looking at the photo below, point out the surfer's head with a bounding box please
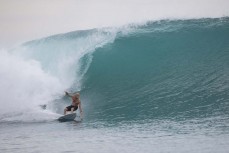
[74,93,80,98]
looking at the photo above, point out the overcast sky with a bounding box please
[0,0,229,48]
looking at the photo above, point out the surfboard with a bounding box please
[58,113,76,122]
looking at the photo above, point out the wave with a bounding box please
[82,18,229,122]
[0,17,229,123]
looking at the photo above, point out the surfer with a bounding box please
[64,92,83,118]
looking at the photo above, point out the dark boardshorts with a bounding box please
[66,105,78,111]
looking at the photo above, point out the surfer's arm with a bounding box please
[79,101,83,118]
[65,91,74,98]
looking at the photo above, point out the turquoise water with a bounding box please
[0,18,229,152]
[83,18,229,123]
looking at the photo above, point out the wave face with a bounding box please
[0,18,229,123]
[83,18,229,122]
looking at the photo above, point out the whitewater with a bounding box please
[1,2,229,153]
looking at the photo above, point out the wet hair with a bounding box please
[74,93,80,98]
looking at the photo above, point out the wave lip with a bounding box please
[1,0,229,49]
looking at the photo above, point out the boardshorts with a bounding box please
[66,105,78,111]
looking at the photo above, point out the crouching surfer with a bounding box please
[64,91,83,119]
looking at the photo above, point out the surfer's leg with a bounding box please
[64,108,67,115]
[64,105,72,115]
[71,107,74,113]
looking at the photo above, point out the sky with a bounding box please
[0,0,229,48]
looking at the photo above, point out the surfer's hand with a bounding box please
[65,91,69,95]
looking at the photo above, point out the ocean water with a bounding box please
[1,18,229,153]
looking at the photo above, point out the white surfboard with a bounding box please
[58,113,76,122]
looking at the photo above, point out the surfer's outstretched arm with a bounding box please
[65,91,74,98]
